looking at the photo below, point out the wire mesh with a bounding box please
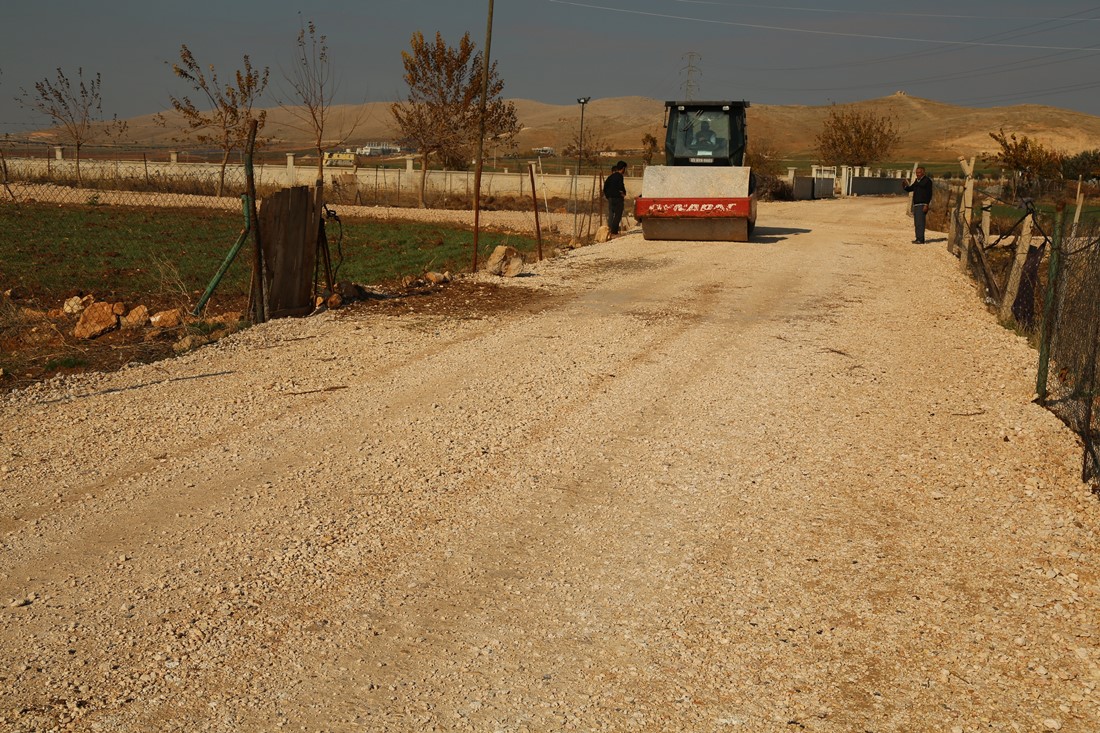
[1041,218,1100,484]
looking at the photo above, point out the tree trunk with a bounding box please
[217,150,231,198]
[418,152,429,208]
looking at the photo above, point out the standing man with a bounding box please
[603,160,628,238]
[903,166,933,244]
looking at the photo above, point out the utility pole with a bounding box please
[573,96,590,243]
[471,0,494,272]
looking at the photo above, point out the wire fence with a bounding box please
[0,155,612,219]
[939,176,1100,488]
[0,139,614,213]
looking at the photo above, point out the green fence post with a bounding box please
[192,195,252,317]
[1036,204,1066,403]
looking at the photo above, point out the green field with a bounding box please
[0,203,553,309]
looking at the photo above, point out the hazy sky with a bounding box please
[2,0,1099,136]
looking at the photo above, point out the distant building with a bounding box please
[355,142,402,156]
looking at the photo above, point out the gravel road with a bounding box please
[2,196,1099,732]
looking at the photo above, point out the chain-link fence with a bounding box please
[0,140,611,215]
[1042,218,1100,485]
[940,175,1100,487]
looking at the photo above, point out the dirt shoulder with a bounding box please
[2,197,1099,732]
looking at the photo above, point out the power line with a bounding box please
[737,6,1100,72]
[547,0,1100,51]
[669,0,1100,23]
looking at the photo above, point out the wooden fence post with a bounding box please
[958,155,975,226]
[906,161,918,217]
[528,162,543,261]
[957,156,976,271]
[999,214,1034,323]
[1071,176,1085,239]
[947,203,958,255]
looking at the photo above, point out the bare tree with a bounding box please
[0,68,13,201]
[166,45,269,197]
[815,106,900,167]
[17,67,107,184]
[391,31,519,207]
[277,18,361,183]
[562,122,607,168]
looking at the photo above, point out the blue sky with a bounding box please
[2,0,1099,135]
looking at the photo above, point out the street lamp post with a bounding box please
[574,96,591,242]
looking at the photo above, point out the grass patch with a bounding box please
[0,204,242,301]
[335,217,544,285]
[0,202,555,307]
[43,356,89,372]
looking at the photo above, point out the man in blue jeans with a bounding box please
[903,167,933,243]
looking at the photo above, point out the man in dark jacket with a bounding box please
[903,166,933,243]
[603,160,628,237]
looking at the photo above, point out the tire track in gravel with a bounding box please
[264,232,862,731]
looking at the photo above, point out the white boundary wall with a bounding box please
[4,155,641,201]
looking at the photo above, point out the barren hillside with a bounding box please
[39,93,1100,162]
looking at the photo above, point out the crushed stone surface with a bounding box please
[2,197,1099,732]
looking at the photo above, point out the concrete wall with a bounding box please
[849,177,907,196]
[788,168,837,200]
[838,166,908,197]
[9,152,917,203]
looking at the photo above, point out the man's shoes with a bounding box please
[912,239,925,244]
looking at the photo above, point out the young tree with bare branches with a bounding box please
[277,18,360,183]
[985,128,1062,197]
[391,31,519,207]
[562,123,607,168]
[815,106,900,167]
[17,67,109,184]
[165,45,269,197]
[0,68,13,201]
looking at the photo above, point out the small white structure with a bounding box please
[355,142,402,157]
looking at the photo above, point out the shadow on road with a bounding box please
[750,226,812,244]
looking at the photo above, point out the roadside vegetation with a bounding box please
[0,202,549,308]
